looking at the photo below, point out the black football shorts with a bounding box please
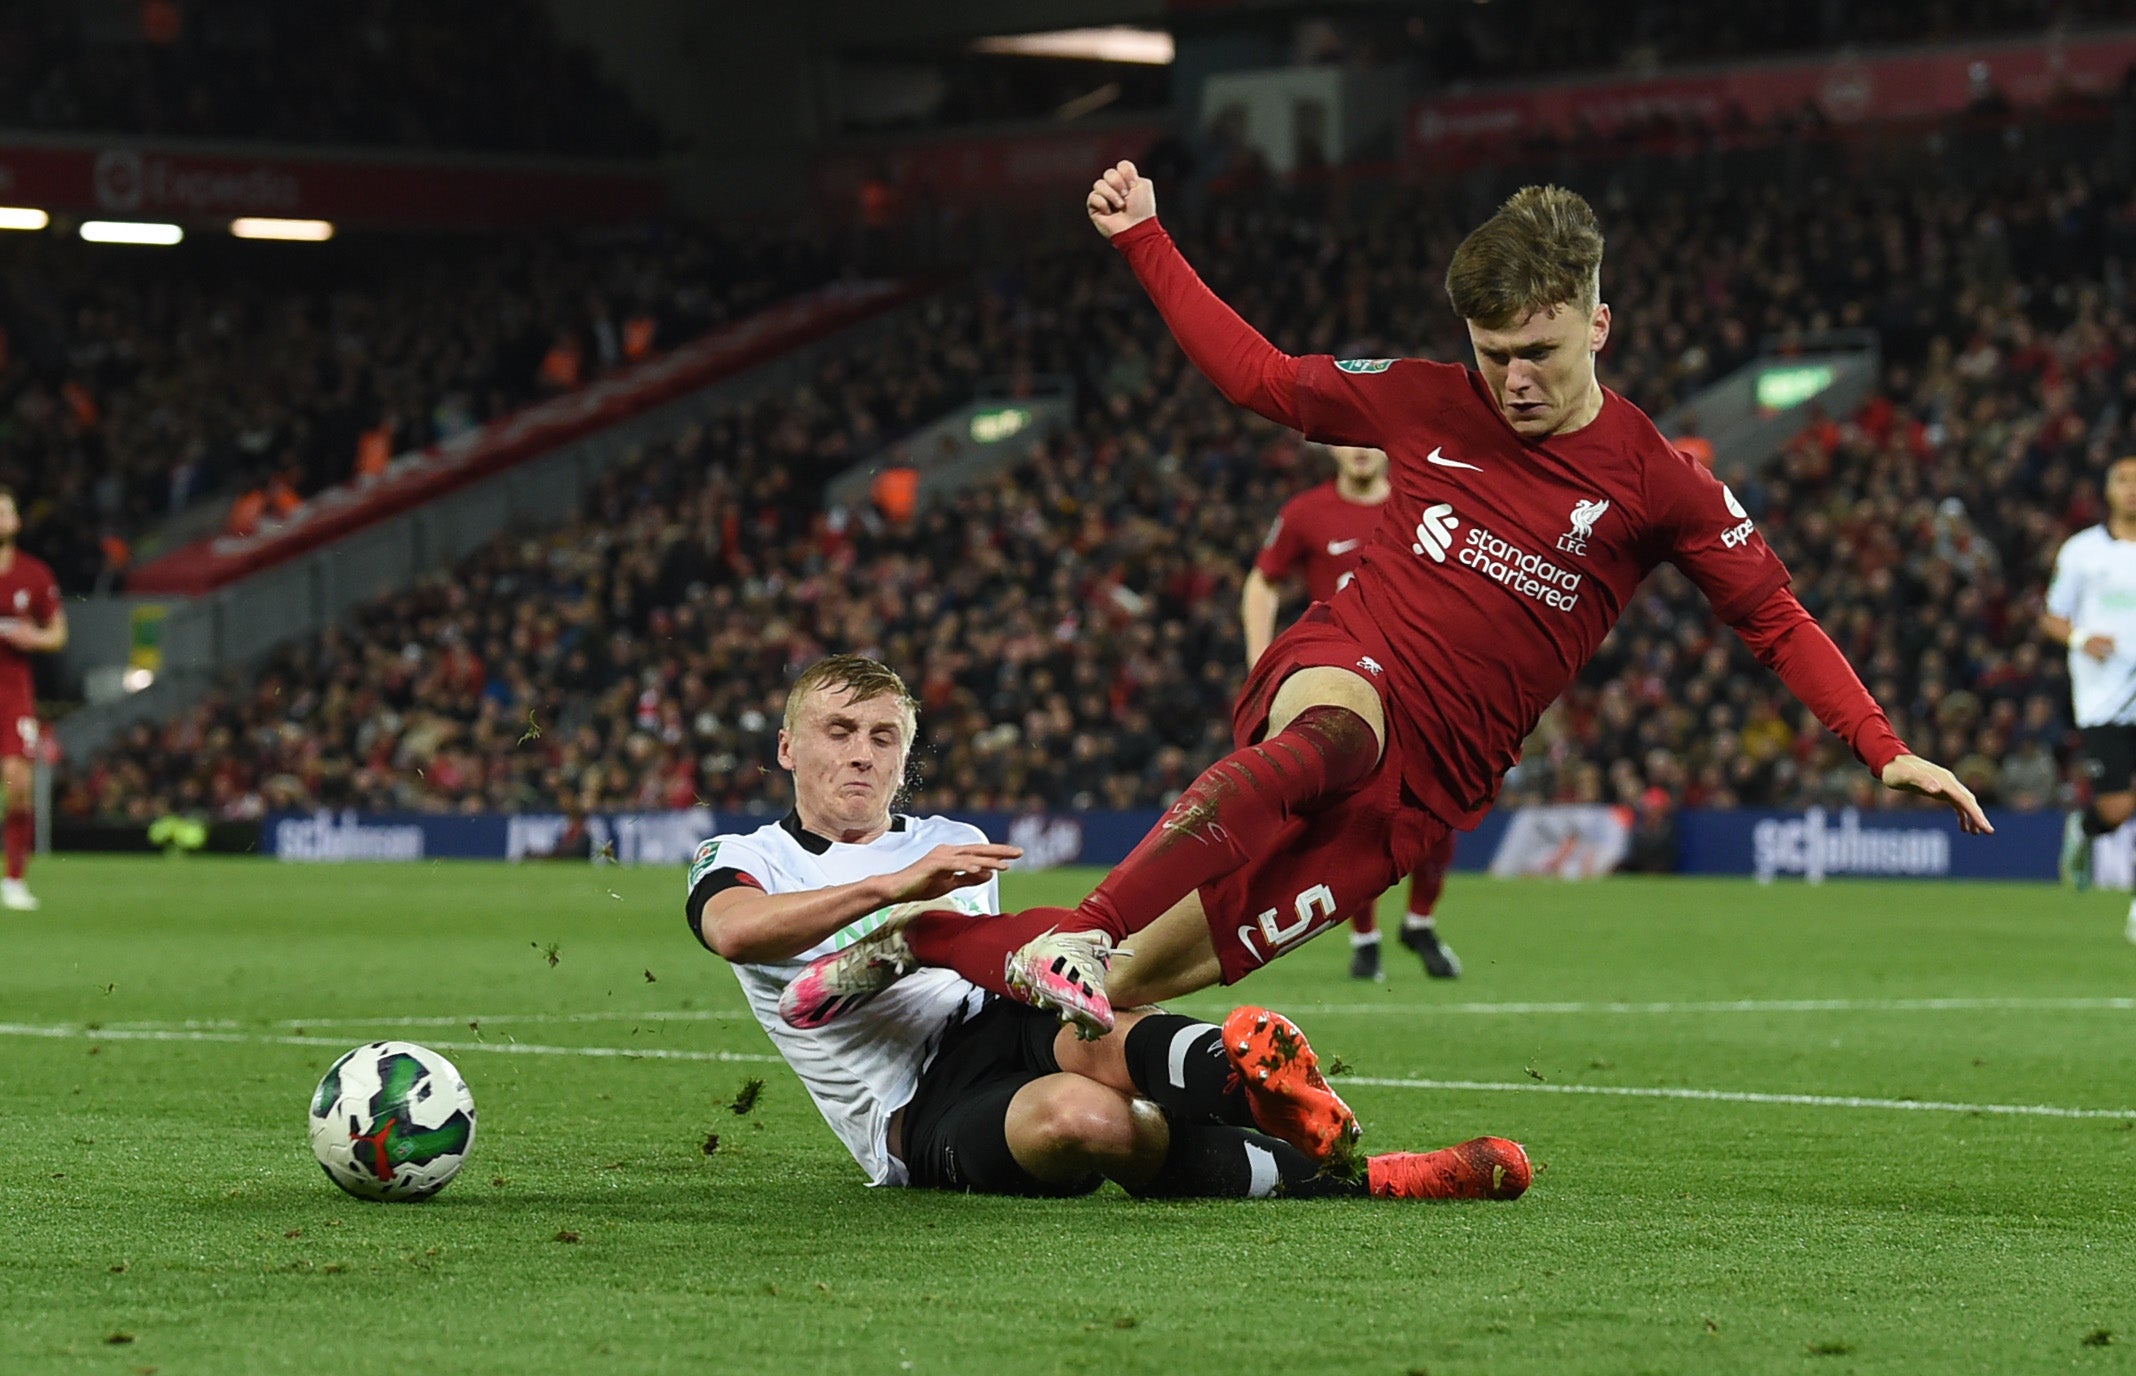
[898,997,1101,1198]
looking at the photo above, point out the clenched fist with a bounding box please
[1087,160,1157,239]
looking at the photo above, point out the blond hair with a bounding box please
[1444,185,1605,329]
[783,654,920,741]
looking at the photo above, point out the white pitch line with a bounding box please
[1343,1075,2136,1121]
[0,1023,781,1066]
[4,1021,2128,1121]
[1183,996,2136,1018]
[98,995,2136,1036]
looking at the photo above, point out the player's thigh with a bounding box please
[1051,1006,1164,1092]
[1107,896,1225,1008]
[1201,790,1415,984]
[2081,727,2136,813]
[1003,1074,1159,1181]
[0,752,29,803]
[1264,665,1385,756]
[906,1072,1104,1196]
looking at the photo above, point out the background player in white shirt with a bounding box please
[2044,455,2136,939]
[688,654,1529,1200]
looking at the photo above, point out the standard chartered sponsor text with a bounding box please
[1459,527,1582,611]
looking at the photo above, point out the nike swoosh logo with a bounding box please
[1327,539,1362,556]
[1425,446,1482,471]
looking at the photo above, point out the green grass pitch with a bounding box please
[4,855,2135,1374]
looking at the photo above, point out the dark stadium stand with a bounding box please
[1401,0,2133,84]
[0,0,659,154]
[61,114,2136,821]
[0,225,843,593]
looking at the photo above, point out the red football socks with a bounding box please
[1406,830,1456,918]
[903,706,1380,993]
[904,905,1080,999]
[4,806,30,881]
[1079,705,1379,939]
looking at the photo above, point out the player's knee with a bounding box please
[1016,1080,1141,1166]
[1281,704,1380,792]
[2100,792,2136,828]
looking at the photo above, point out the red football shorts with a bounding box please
[1201,605,1449,983]
[0,698,38,761]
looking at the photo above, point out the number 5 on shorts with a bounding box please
[1237,883,1339,962]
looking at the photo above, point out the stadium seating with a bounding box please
[61,141,2126,825]
[0,224,842,592]
[0,0,658,154]
[1406,0,2132,84]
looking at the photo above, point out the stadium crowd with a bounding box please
[0,0,658,155]
[56,131,2136,828]
[1402,0,2132,84]
[1,224,843,594]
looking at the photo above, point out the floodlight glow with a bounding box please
[80,220,184,245]
[231,217,335,242]
[970,406,1032,443]
[972,27,1174,64]
[1755,363,1837,411]
[0,207,49,231]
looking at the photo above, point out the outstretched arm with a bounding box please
[1088,161,1307,429]
[0,607,65,653]
[1730,587,1991,834]
[2041,610,2113,661]
[693,842,1020,964]
[1241,568,1282,667]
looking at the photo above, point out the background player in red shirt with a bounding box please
[0,485,66,911]
[786,165,1988,1040]
[1245,444,1464,981]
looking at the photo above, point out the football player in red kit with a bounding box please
[0,486,66,911]
[1244,444,1464,981]
[783,166,1989,1041]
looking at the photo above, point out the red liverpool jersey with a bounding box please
[0,550,58,707]
[1254,481,1384,603]
[1293,356,1789,824]
[1111,217,1903,830]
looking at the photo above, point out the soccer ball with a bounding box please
[309,1041,477,1201]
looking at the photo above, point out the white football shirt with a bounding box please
[2046,525,2136,726]
[686,812,997,1186]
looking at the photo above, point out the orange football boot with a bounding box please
[1221,1006,1361,1165]
[1366,1136,1532,1200]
